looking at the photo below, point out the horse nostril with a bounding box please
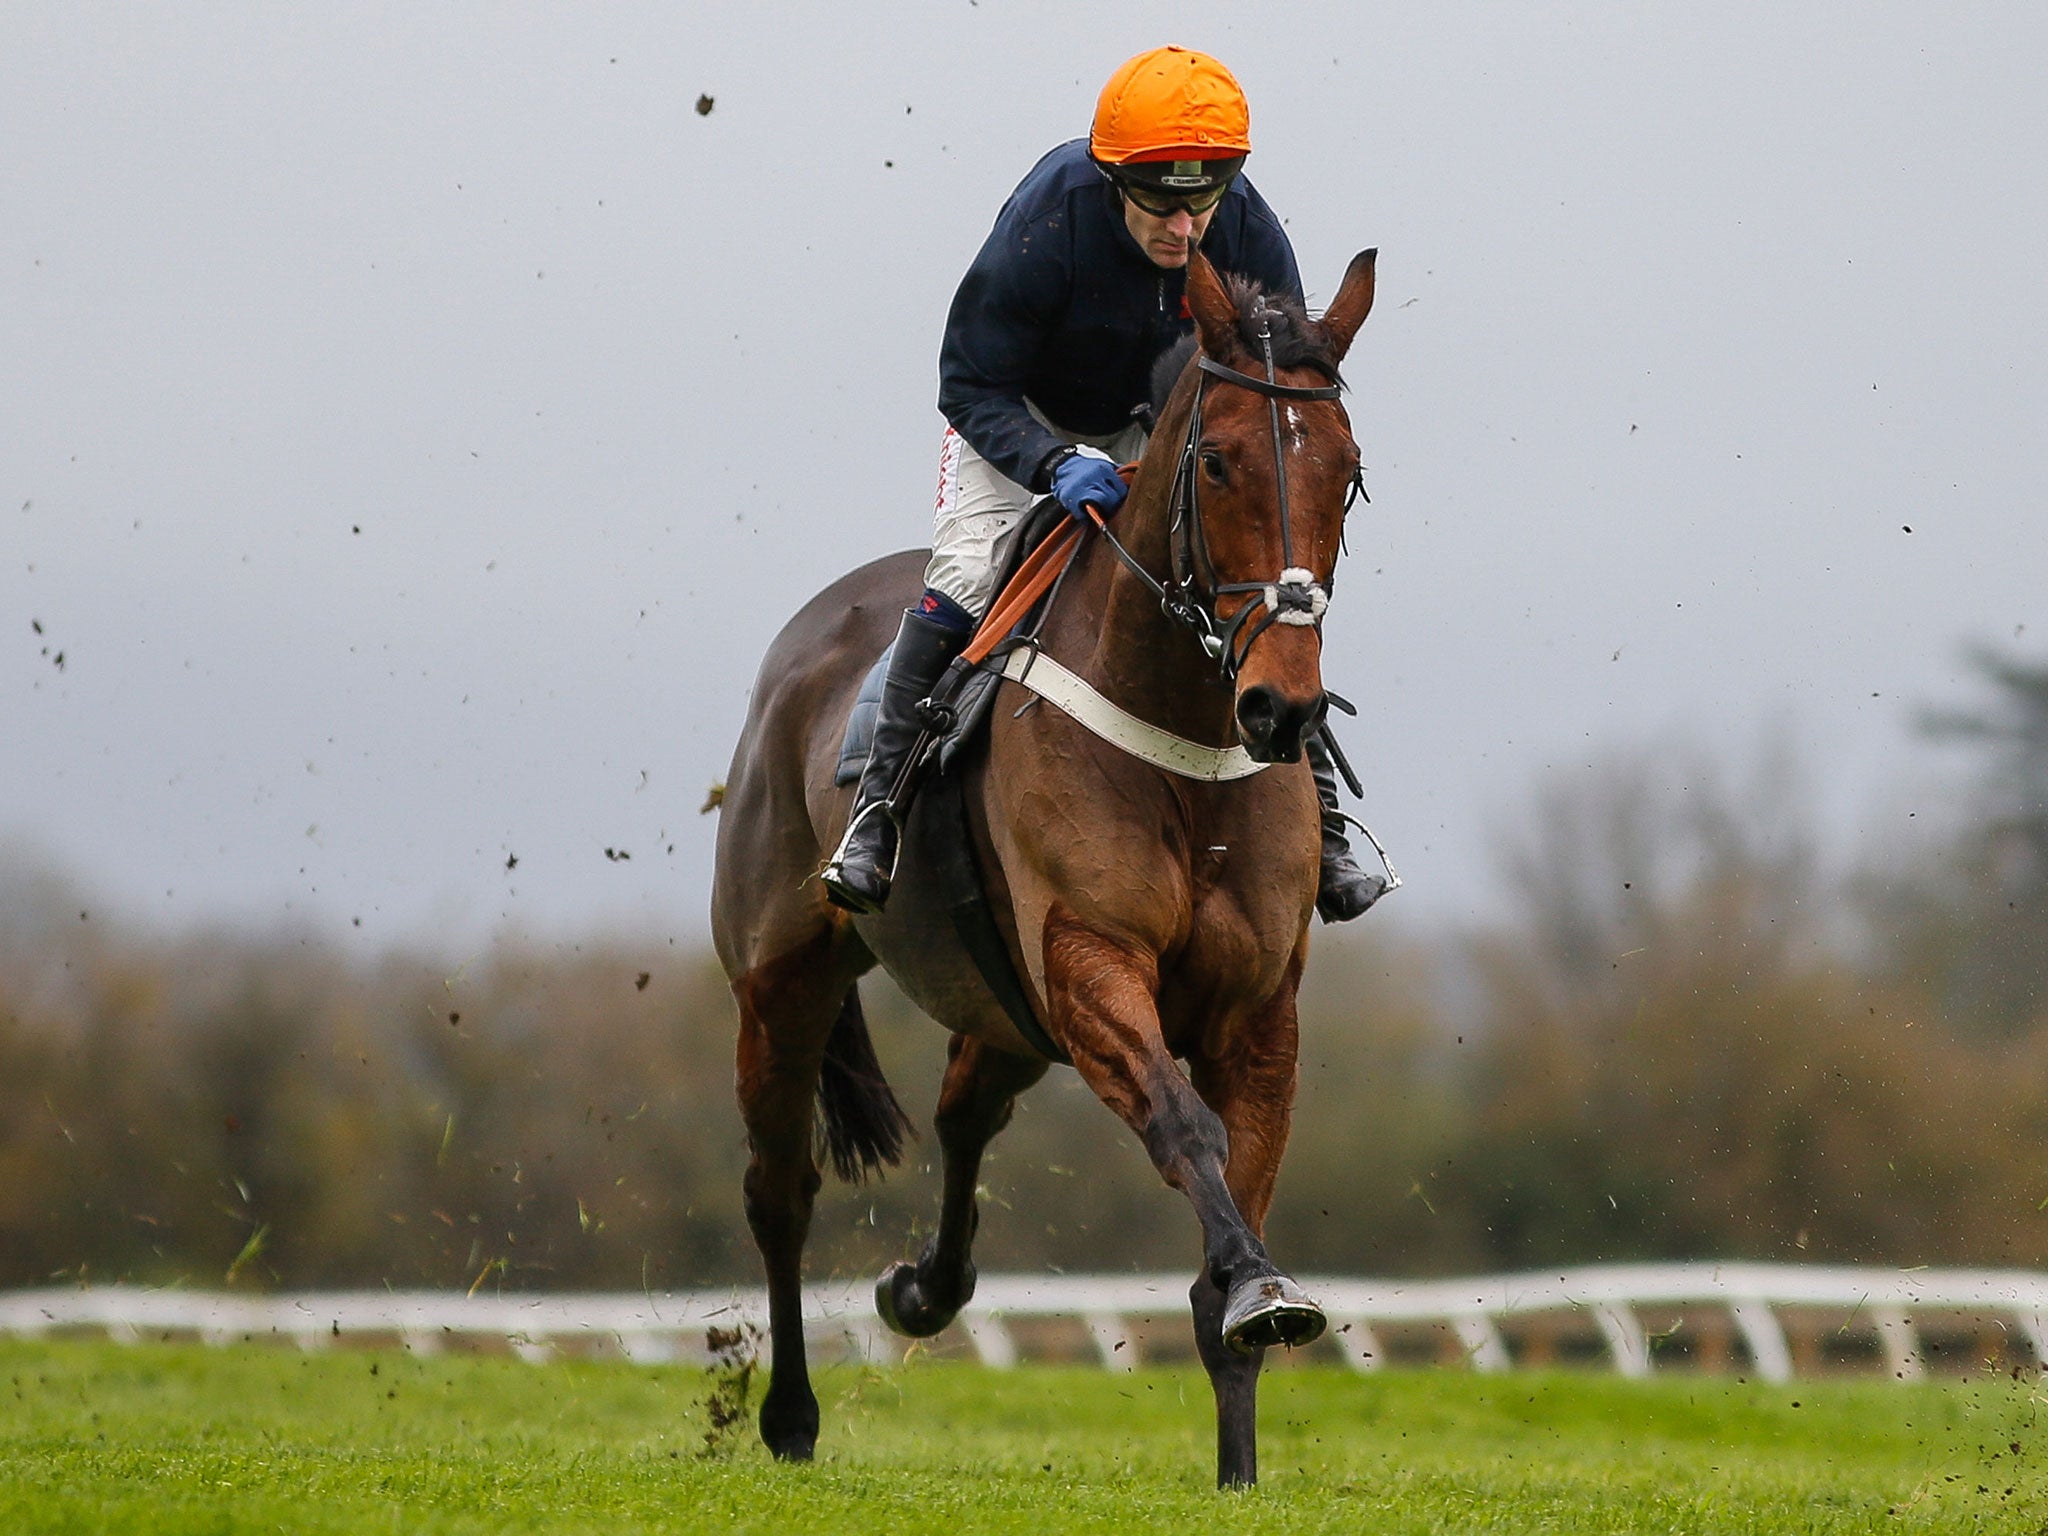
[1236,686,1279,752]
[1238,686,1318,762]
[1238,687,1325,763]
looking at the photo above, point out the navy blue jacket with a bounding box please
[938,139,1302,491]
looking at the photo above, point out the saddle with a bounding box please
[834,496,1068,787]
[834,498,1074,1061]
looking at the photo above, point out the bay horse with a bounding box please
[711,247,1376,1488]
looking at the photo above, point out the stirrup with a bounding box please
[821,800,899,913]
[1315,810,1401,925]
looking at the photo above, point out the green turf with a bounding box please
[0,1338,2041,1533]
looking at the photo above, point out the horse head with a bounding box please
[1169,247,1376,763]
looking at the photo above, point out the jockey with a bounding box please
[825,45,1385,924]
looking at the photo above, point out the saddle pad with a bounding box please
[834,643,1006,787]
[833,646,890,786]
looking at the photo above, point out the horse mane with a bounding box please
[1148,275,1342,420]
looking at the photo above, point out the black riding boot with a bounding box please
[1307,732,1388,923]
[821,609,968,914]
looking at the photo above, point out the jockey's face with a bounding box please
[1121,196,1217,270]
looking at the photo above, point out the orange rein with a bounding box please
[958,466,1135,666]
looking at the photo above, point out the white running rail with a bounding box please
[3,1264,2044,1384]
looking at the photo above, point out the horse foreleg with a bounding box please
[1042,912,1292,1352]
[732,939,848,1461]
[877,1033,1047,1338]
[1186,965,1305,1489]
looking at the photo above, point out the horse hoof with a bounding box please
[758,1391,819,1461]
[1221,1272,1326,1355]
[874,1261,921,1336]
[875,1257,972,1338]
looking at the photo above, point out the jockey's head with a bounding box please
[1090,46,1252,271]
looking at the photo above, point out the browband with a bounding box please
[1197,355,1343,401]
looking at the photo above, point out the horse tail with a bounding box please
[815,983,911,1183]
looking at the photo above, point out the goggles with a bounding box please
[1116,177,1232,218]
[1103,153,1245,219]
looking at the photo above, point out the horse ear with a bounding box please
[1319,248,1378,360]
[1185,249,1239,359]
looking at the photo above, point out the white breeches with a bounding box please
[923,408,1149,617]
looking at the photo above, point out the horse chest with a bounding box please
[1176,882,1305,1005]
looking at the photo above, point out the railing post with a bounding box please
[1729,1300,1794,1384]
[1869,1306,1923,1382]
[1592,1303,1651,1378]
[963,1313,1018,1369]
[1083,1311,1138,1372]
[2022,1311,2048,1371]
[617,1331,678,1365]
[1453,1314,1509,1372]
[1333,1320,1383,1372]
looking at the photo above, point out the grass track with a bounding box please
[1,1338,2043,1533]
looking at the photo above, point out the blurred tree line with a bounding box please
[3,649,2046,1292]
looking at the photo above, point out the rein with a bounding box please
[942,314,1365,727]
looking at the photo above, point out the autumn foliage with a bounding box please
[4,652,2045,1291]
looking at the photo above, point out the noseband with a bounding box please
[1094,309,1366,680]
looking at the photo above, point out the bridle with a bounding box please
[1091,306,1367,681]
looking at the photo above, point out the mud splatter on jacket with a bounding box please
[938,138,1302,492]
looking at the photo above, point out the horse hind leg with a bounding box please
[735,941,910,1461]
[877,1034,1047,1339]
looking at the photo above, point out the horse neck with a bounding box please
[1044,393,1240,747]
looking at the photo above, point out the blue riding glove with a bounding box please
[1047,445,1127,522]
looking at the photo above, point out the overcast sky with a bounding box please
[5,3,2044,954]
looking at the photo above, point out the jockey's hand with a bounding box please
[1049,446,1127,522]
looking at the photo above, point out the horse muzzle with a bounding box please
[1234,683,1326,764]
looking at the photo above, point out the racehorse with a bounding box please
[711,247,1376,1488]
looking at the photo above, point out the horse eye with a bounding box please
[1199,449,1227,482]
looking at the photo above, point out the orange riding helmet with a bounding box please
[1090,45,1250,165]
